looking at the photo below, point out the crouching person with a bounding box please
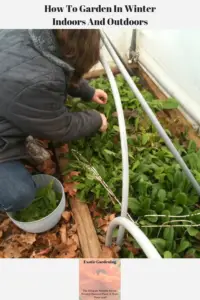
[0,29,108,212]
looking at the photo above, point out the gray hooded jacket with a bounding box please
[0,30,102,163]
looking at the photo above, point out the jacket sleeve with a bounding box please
[4,79,102,142]
[67,78,95,101]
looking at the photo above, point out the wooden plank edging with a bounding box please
[54,148,102,258]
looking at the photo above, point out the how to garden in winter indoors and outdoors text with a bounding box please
[46,5,156,26]
[0,0,200,299]
[0,1,199,28]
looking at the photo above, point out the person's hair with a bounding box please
[55,29,100,85]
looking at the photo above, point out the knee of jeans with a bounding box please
[2,182,36,212]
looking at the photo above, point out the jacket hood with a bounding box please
[28,30,74,74]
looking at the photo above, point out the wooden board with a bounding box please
[55,149,102,258]
[69,197,101,258]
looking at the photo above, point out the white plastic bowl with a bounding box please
[7,174,66,233]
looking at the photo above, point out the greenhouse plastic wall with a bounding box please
[137,30,200,127]
[92,28,133,70]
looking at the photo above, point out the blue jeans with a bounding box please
[0,161,36,212]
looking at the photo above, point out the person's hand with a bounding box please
[99,113,108,132]
[92,89,108,105]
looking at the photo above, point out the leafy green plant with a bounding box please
[13,181,62,222]
[65,74,200,258]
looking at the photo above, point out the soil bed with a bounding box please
[1,64,200,258]
[64,69,200,258]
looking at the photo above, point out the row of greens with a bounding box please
[65,74,200,258]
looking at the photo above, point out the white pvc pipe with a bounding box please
[106,217,162,259]
[100,54,129,246]
[101,30,200,196]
